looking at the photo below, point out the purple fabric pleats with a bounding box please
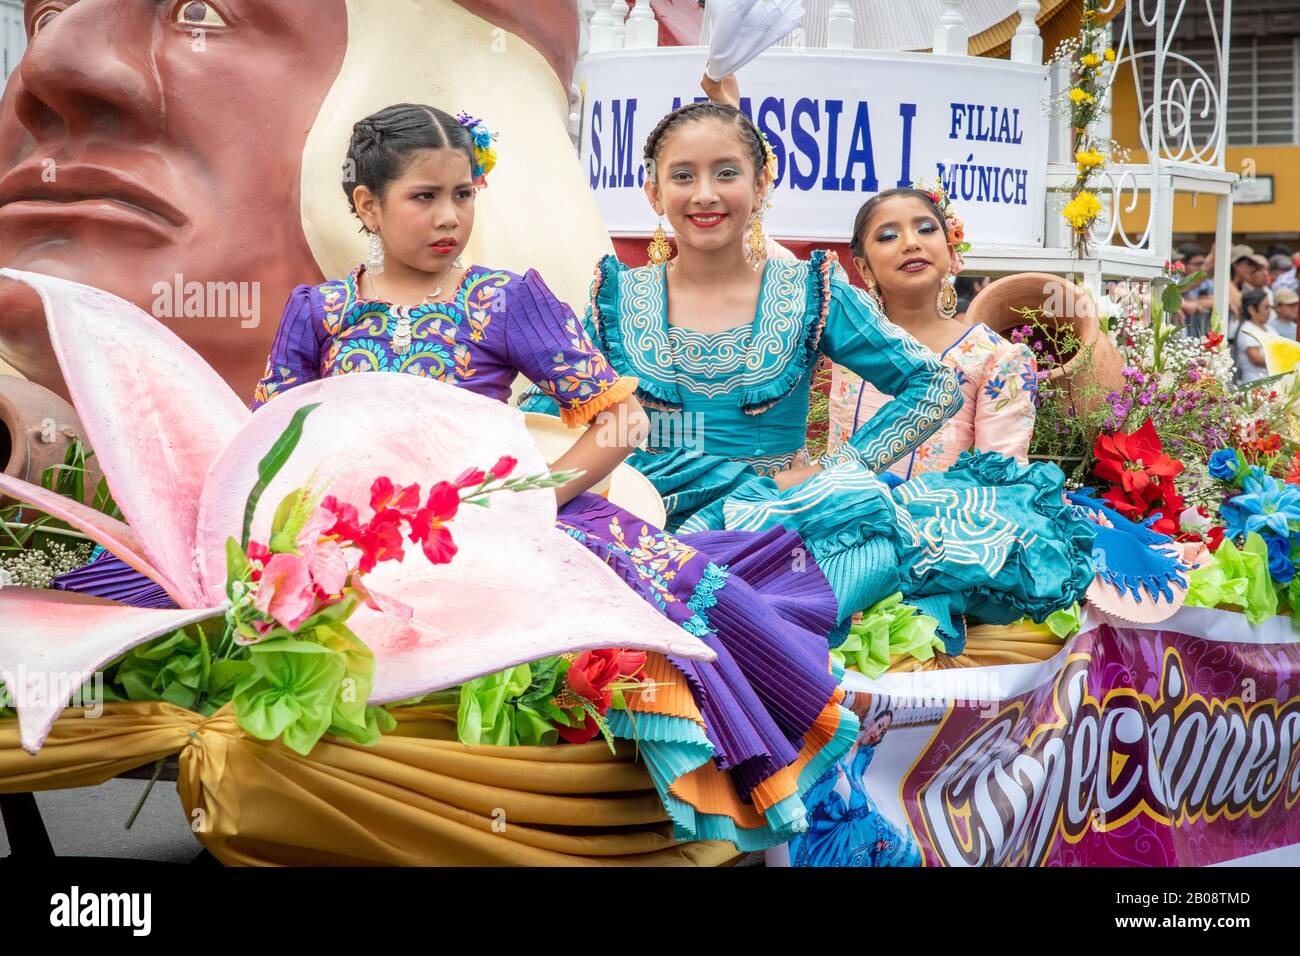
[50,548,176,610]
[558,493,842,804]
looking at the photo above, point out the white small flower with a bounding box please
[0,567,13,589]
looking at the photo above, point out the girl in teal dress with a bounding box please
[524,100,1095,651]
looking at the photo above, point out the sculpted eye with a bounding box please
[30,5,63,36]
[175,1,227,26]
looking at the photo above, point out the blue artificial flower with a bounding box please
[1207,448,1241,483]
[473,126,493,149]
[1264,532,1297,584]
[1220,473,1300,541]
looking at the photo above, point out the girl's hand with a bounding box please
[771,464,822,490]
[700,72,740,108]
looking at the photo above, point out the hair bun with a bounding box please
[353,119,384,153]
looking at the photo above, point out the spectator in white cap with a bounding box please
[1272,287,1300,341]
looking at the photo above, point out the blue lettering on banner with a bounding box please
[947,103,1024,144]
[789,97,820,191]
[757,96,788,186]
[936,154,1030,206]
[609,98,639,188]
[897,103,916,188]
[839,101,877,192]
[588,95,1033,206]
[820,99,844,192]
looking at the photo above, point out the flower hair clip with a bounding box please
[913,178,970,275]
[758,129,779,195]
[456,111,498,188]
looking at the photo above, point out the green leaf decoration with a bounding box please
[832,593,944,679]
[232,638,347,756]
[1185,533,1279,625]
[241,403,321,549]
[1045,603,1083,639]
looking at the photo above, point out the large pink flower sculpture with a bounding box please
[0,270,714,753]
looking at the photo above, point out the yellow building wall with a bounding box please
[1111,66,1300,240]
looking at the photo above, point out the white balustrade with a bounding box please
[624,0,659,49]
[931,0,969,57]
[826,2,855,50]
[1009,1,1042,64]
[589,0,618,54]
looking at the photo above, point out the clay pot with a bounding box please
[0,376,103,508]
[966,272,1125,414]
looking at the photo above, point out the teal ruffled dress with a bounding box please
[523,251,1095,645]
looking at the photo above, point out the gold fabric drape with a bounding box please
[0,702,738,866]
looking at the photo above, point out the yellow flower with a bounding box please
[1104,48,1116,62]
[1081,52,1101,68]
[1075,148,1106,170]
[1069,88,1096,105]
[1062,191,1102,230]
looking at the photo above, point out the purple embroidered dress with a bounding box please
[227,264,856,848]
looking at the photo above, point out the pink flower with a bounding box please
[489,455,517,480]
[454,467,487,489]
[252,552,316,631]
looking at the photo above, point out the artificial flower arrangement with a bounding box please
[0,438,101,588]
[10,406,662,755]
[1049,0,1120,256]
[1179,447,1300,623]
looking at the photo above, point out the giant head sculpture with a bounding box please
[0,0,610,400]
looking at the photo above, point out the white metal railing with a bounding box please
[574,0,1234,287]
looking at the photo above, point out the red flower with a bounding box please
[370,476,421,517]
[564,649,647,712]
[356,513,406,574]
[490,455,518,480]
[320,495,363,543]
[1203,332,1224,351]
[246,540,272,583]
[1093,419,1183,515]
[1287,453,1300,486]
[409,481,461,565]
[555,712,601,745]
[454,467,487,490]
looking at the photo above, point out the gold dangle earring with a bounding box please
[647,216,672,267]
[745,207,768,271]
[864,277,885,312]
[938,273,958,319]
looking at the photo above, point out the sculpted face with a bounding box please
[0,0,591,401]
[0,0,348,398]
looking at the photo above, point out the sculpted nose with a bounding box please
[13,2,164,145]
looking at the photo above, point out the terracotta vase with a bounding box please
[0,376,103,508]
[966,272,1125,414]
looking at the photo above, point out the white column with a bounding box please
[611,1,630,48]
[827,2,855,50]
[625,0,659,48]
[1009,1,1042,64]
[1212,191,1234,334]
[932,0,969,57]
[590,0,618,53]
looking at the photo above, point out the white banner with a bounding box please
[580,48,1051,247]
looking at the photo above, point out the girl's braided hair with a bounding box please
[642,101,769,185]
[343,103,476,219]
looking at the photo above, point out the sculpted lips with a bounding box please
[0,162,188,233]
[900,256,931,274]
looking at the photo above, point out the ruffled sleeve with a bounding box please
[251,284,323,411]
[972,335,1037,464]
[503,267,638,427]
[818,265,961,472]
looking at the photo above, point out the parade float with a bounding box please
[3,0,1300,868]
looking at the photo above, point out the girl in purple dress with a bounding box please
[244,104,857,849]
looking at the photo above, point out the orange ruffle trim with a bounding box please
[559,375,639,428]
[627,653,849,829]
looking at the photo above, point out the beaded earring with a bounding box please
[864,277,885,311]
[366,230,385,276]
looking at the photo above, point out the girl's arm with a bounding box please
[548,395,650,506]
